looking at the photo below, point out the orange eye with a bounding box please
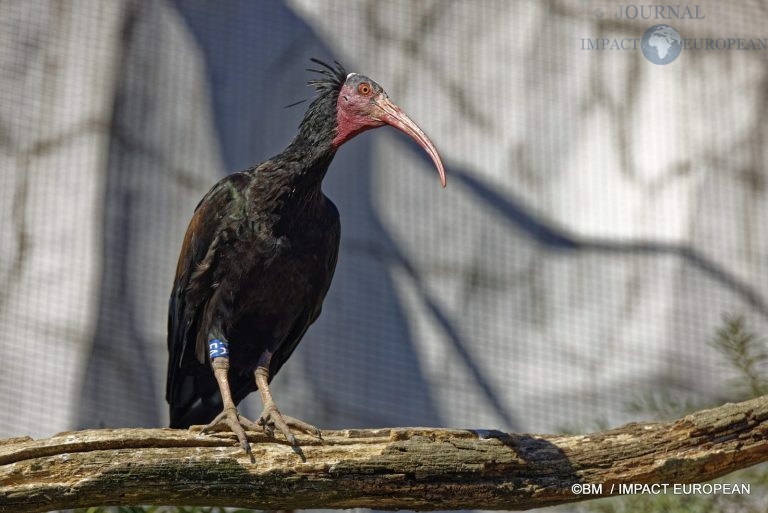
[358,83,371,95]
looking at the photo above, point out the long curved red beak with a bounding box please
[375,96,447,188]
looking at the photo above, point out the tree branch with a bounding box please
[1,396,767,512]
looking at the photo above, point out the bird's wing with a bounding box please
[166,171,250,405]
[259,199,342,387]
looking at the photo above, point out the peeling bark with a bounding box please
[1,396,766,512]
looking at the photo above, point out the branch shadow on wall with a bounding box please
[404,140,768,320]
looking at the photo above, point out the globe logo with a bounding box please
[641,25,682,65]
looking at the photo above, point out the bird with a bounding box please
[166,59,446,454]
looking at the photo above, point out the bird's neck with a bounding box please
[250,93,339,203]
[281,130,336,186]
[276,100,340,188]
[247,130,336,214]
[289,122,337,163]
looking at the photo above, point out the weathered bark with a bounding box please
[1,395,766,512]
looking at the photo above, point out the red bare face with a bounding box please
[333,73,446,188]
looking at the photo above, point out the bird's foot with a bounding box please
[197,406,255,455]
[257,402,321,446]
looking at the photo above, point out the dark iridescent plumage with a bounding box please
[166,61,344,430]
[166,59,445,453]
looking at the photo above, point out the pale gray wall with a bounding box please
[1,0,766,447]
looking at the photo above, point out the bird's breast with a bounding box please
[225,220,336,302]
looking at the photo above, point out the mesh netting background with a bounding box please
[1,0,767,474]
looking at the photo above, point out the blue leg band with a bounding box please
[208,339,229,359]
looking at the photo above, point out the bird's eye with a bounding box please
[358,83,371,95]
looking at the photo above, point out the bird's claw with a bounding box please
[193,405,319,451]
[257,404,321,446]
[198,406,254,455]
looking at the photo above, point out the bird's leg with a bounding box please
[254,359,321,446]
[199,338,253,454]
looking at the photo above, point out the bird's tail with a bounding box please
[168,370,256,428]
[169,393,222,429]
[168,370,222,428]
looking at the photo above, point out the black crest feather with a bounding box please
[306,58,347,94]
[284,59,347,109]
